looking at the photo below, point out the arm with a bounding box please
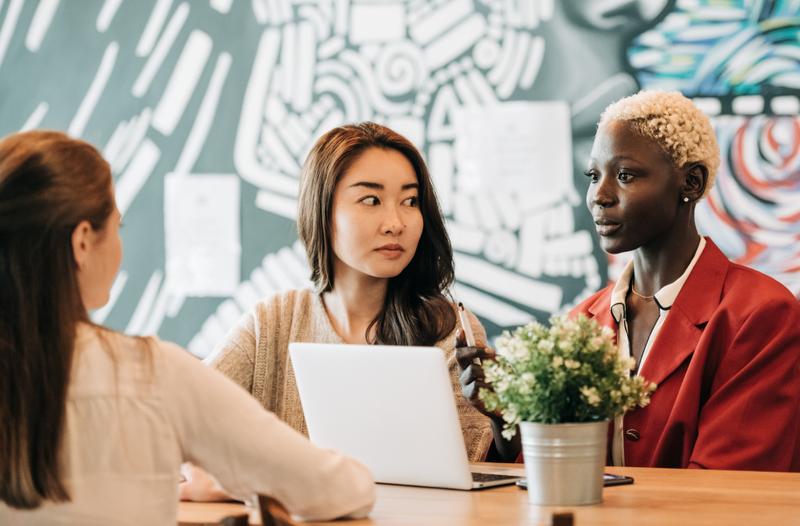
[453,329,522,463]
[203,310,258,394]
[689,296,800,471]
[161,341,376,521]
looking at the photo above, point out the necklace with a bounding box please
[631,289,654,301]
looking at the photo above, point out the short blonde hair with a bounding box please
[598,90,720,198]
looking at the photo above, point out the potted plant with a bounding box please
[480,313,656,506]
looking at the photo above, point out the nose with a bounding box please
[588,173,616,210]
[382,205,404,235]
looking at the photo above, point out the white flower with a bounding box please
[512,341,530,360]
[503,403,519,424]
[496,377,511,393]
[497,344,512,359]
[601,326,616,340]
[564,359,581,369]
[521,372,535,385]
[558,340,572,351]
[538,340,554,353]
[552,356,564,368]
[580,386,601,406]
[623,357,636,371]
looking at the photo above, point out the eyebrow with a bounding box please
[590,155,640,164]
[588,155,645,168]
[348,182,419,190]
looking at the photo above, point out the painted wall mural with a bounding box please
[626,0,800,296]
[0,0,797,356]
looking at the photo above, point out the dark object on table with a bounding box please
[258,494,299,526]
[516,473,634,490]
[220,514,248,526]
[552,512,574,526]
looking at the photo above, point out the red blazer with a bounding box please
[571,238,800,471]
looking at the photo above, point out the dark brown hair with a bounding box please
[297,122,456,346]
[0,130,114,508]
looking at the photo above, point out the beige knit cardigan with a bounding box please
[204,289,494,462]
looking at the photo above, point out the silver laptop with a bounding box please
[289,342,525,490]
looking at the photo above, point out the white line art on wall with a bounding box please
[0,0,706,355]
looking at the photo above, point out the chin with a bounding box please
[600,239,633,255]
[370,263,409,279]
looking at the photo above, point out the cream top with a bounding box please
[0,324,375,525]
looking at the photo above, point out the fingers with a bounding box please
[459,363,491,395]
[459,363,482,386]
[455,345,497,370]
[454,328,467,348]
[179,467,234,502]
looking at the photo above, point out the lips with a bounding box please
[377,244,403,251]
[376,244,404,259]
[594,217,621,236]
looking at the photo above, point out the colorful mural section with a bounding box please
[627,0,800,298]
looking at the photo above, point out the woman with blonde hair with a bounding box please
[0,130,375,523]
[184,123,498,499]
[459,91,800,470]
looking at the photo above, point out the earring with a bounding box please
[683,197,689,202]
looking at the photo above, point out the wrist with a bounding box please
[489,413,506,426]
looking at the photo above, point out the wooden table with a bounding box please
[178,464,800,525]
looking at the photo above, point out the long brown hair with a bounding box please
[0,130,114,509]
[297,122,456,346]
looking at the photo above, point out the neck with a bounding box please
[632,215,701,296]
[323,271,388,345]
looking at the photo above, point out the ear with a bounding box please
[681,163,708,204]
[71,220,93,269]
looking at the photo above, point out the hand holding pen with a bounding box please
[454,302,499,420]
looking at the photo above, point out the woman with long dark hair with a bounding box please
[198,123,493,486]
[0,130,375,523]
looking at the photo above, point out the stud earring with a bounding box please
[683,197,689,202]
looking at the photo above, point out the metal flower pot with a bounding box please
[519,420,608,506]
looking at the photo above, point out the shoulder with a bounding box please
[725,261,795,298]
[720,261,800,317]
[251,288,317,321]
[72,326,189,394]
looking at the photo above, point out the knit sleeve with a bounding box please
[204,309,258,395]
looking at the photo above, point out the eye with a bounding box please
[584,171,599,183]
[618,172,634,182]
[403,196,419,207]
[361,196,380,206]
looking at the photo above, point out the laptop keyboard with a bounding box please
[471,472,521,482]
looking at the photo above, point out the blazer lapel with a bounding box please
[638,238,729,386]
[587,288,619,333]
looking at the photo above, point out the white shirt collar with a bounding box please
[610,236,706,322]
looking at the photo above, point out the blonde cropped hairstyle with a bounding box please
[599,90,721,198]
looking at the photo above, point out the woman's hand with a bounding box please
[179,462,235,502]
[454,330,522,463]
[454,329,500,420]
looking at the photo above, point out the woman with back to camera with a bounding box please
[457,90,800,470]
[182,122,501,499]
[0,130,375,524]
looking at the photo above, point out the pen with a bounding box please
[457,302,481,365]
